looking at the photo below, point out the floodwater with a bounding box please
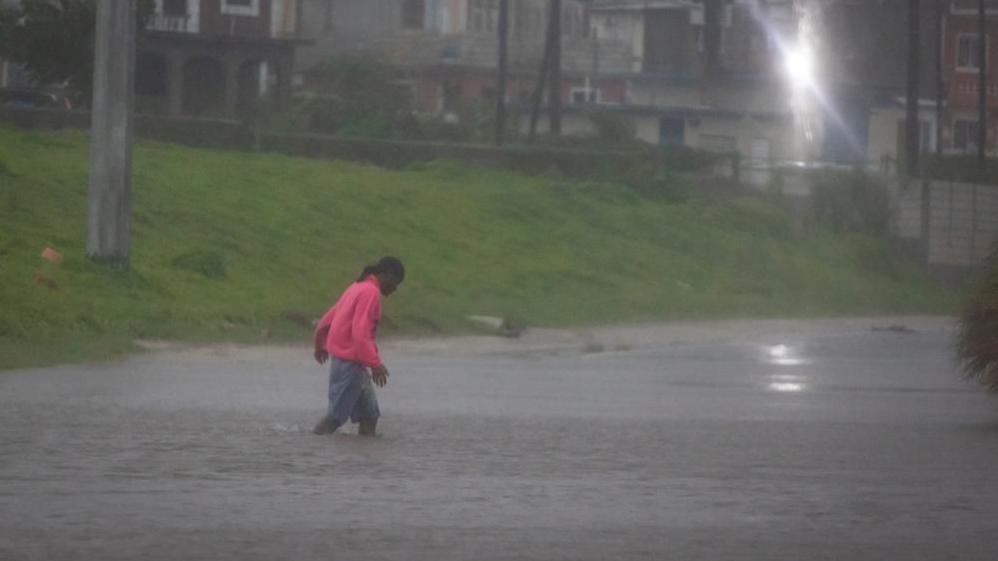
[1,317,996,560]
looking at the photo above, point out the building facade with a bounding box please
[137,0,303,116]
[941,0,998,155]
[586,0,802,181]
[297,0,634,116]
[868,0,998,163]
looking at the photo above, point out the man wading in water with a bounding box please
[312,257,405,437]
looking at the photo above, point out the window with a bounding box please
[425,0,449,33]
[570,87,600,104]
[700,134,737,153]
[957,34,983,70]
[954,119,980,152]
[403,0,425,30]
[562,5,587,39]
[468,0,499,34]
[221,0,258,17]
[163,0,187,17]
[693,27,725,55]
[518,5,535,37]
[919,120,933,152]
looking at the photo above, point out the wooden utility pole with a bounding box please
[979,0,988,170]
[87,0,136,267]
[591,24,601,102]
[704,0,722,84]
[936,0,945,156]
[495,0,509,145]
[906,0,921,176]
[549,0,562,135]
[528,5,557,141]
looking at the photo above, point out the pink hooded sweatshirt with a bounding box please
[314,276,383,367]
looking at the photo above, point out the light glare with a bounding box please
[785,45,815,87]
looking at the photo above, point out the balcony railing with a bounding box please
[146,13,199,34]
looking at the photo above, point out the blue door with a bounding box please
[659,116,685,146]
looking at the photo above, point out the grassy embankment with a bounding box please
[0,126,958,369]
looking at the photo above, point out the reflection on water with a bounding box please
[764,345,809,391]
[768,374,806,393]
[765,344,811,367]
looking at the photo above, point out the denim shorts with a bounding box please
[326,357,380,425]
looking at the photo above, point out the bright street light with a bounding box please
[784,44,815,88]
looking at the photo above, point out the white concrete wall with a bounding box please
[927,182,998,266]
[590,11,644,73]
[683,115,793,160]
[634,115,660,144]
[581,111,795,164]
[867,107,902,172]
[893,179,998,267]
[867,104,938,174]
[627,83,703,108]
[519,113,597,137]
[628,80,790,115]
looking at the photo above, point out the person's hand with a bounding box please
[371,364,389,388]
[314,349,329,365]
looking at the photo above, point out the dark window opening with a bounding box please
[955,119,980,152]
[163,0,187,17]
[958,35,981,70]
[403,0,425,30]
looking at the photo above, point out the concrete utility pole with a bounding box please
[87,0,136,267]
[495,0,509,146]
[905,0,921,176]
[548,0,562,135]
[978,0,988,170]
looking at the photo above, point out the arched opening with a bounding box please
[135,52,169,114]
[182,57,225,116]
[269,62,293,113]
[237,59,265,114]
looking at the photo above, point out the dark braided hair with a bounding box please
[356,256,405,283]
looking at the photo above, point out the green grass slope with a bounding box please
[0,126,957,369]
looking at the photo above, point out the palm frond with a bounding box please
[958,240,998,392]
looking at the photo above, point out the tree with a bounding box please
[977,0,987,170]
[296,56,412,136]
[958,247,998,393]
[0,5,17,56]
[703,0,723,83]
[905,0,920,176]
[1,0,152,103]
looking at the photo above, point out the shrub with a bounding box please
[171,250,227,280]
[811,169,890,235]
[295,55,412,136]
[924,154,998,185]
[589,113,636,146]
[958,245,998,392]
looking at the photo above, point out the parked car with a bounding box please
[0,88,75,110]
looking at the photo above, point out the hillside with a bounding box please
[0,126,957,368]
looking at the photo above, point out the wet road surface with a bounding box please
[1,318,996,560]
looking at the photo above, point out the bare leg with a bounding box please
[358,419,377,437]
[312,416,342,435]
